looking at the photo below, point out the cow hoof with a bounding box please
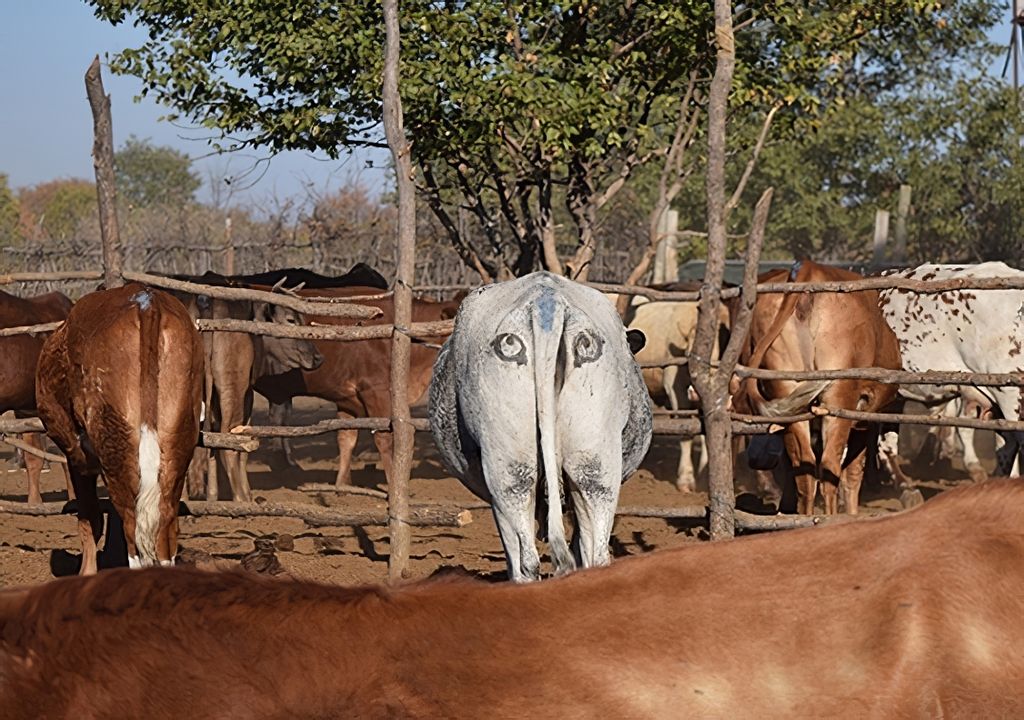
[899,488,925,509]
[675,479,697,494]
[967,463,988,483]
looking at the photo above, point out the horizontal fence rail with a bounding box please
[122,271,383,319]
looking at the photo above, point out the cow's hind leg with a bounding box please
[336,420,359,487]
[482,452,540,582]
[71,468,102,575]
[783,422,817,515]
[564,449,621,569]
[21,433,44,505]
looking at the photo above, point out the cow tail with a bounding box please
[743,263,830,416]
[134,288,162,567]
[531,294,575,575]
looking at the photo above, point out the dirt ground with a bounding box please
[0,397,984,589]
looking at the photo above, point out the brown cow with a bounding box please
[174,265,387,500]
[178,291,323,501]
[256,288,461,486]
[3,480,1024,718]
[0,289,73,504]
[731,261,901,515]
[35,284,203,574]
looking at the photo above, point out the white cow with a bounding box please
[430,272,653,582]
[606,292,729,493]
[879,262,1024,477]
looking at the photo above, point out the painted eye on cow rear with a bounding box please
[492,333,527,365]
[573,331,604,367]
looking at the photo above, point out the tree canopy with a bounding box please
[114,135,201,207]
[88,0,1006,276]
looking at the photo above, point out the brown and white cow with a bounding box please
[3,480,1024,718]
[0,289,73,504]
[35,284,203,574]
[256,288,462,486]
[732,261,901,515]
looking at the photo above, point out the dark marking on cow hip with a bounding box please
[573,331,604,367]
[503,462,535,500]
[492,333,527,365]
[568,456,613,500]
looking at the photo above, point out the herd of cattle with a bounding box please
[1,258,1024,713]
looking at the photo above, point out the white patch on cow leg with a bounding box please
[134,424,162,567]
[200,401,206,424]
[128,555,141,569]
[160,558,175,567]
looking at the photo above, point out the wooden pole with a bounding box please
[382,0,415,580]
[892,184,911,264]
[691,0,739,541]
[871,209,890,267]
[84,56,123,289]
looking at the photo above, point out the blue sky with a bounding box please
[0,1,389,207]
[0,2,1017,209]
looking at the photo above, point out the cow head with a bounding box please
[252,302,324,377]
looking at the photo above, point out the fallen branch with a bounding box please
[298,483,389,499]
[0,321,63,338]
[230,417,429,436]
[0,418,259,452]
[182,500,472,528]
[0,270,102,285]
[0,434,66,464]
[121,271,383,320]
[734,509,878,531]
[734,365,1024,387]
[196,318,453,342]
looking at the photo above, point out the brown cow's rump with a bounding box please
[2,480,1023,718]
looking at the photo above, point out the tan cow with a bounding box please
[610,284,730,492]
[3,480,1024,717]
[732,261,901,515]
[35,284,203,574]
[0,290,73,504]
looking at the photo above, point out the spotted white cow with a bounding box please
[879,262,1024,477]
[430,272,653,582]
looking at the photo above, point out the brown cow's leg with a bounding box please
[186,447,207,499]
[71,469,102,576]
[783,422,817,515]
[21,433,44,505]
[840,448,867,515]
[820,415,857,516]
[373,430,394,483]
[336,424,359,487]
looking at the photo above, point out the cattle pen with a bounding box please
[3,59,1024,582]
[4,267,1024,576]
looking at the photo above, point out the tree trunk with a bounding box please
[381,0,415,580]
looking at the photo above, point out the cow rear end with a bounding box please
[36,284,203,573]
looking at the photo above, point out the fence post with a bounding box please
[84,56,124,289]
[382,0,415,580]
[892,184,911,265]
[871,209,890,267]
[653,208,679,284]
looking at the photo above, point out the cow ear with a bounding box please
[626,329,646,355]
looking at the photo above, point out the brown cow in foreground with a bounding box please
[35,284,203,574]
[732,261,901,515]
[4,481,1024,718]
[0,289,73,504]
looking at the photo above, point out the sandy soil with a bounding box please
[0,397,980,589]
